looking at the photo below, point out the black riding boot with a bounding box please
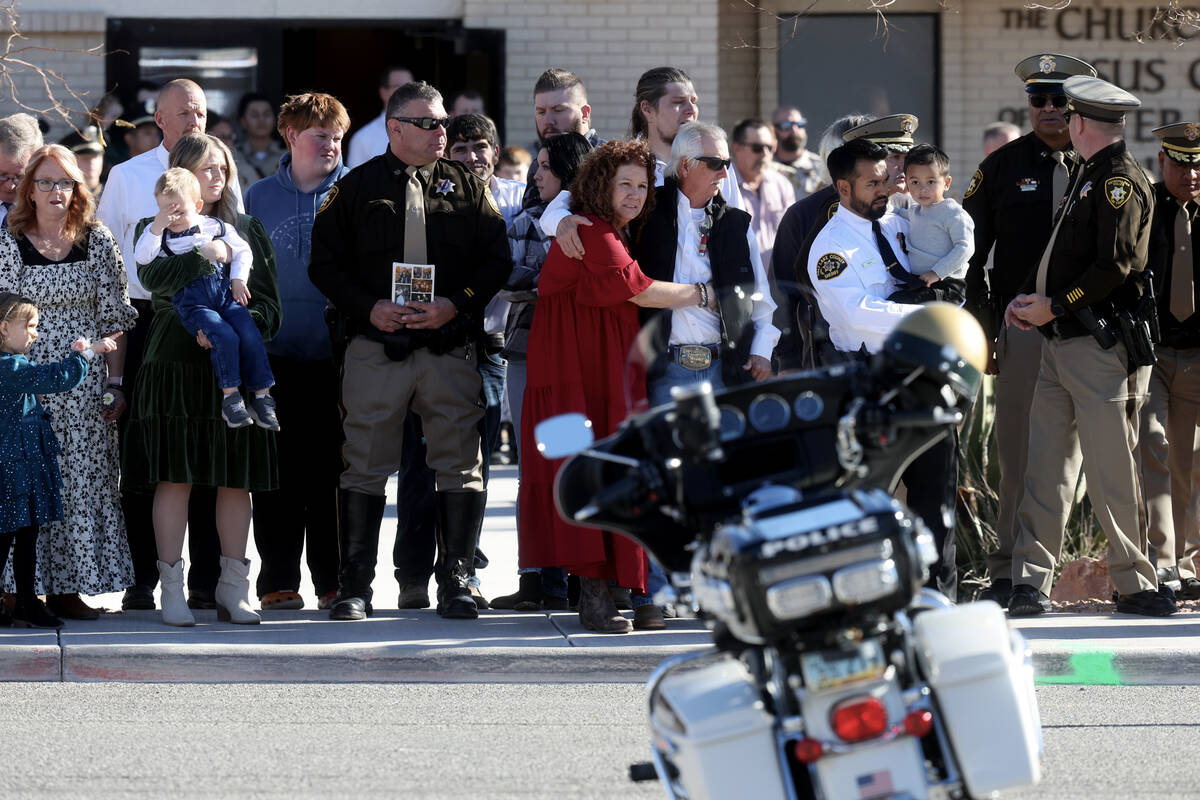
[435,490,487,619]
[330,489,386,621]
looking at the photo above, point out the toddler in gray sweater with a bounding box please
[897,144,974,286]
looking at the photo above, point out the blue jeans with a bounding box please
[647,359,726,408]
[173,271,274,392]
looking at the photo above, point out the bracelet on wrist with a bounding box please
[696,281,708,308]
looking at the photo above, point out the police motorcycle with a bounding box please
[536,304,1042,800]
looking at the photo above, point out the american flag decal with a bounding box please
[857,768,894,798]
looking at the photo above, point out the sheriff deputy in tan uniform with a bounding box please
[309,81,511,622]
[1138,122,1200,601]
[962,54,1096,607]
[1004,75,1173,617]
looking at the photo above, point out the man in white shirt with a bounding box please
[807,137,959,600]
[346,66,414,169]
[0,113,42,227]
[96,78,242,612]
[731,118,796,271]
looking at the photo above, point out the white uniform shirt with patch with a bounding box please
[807,206,924,354]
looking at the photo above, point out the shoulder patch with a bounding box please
[826,201,839,221]
[816,252,848,281]
[963,169,983,200]
[1105,176,1133,210]
[484,185,501,216]
[317,185,338,215]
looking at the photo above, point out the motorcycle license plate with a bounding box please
[800,640,886,692]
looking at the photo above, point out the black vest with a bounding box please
[632,178,758,386]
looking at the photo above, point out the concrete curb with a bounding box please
[3,610,1199,685]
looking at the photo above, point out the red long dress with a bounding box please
[517,216,654,592]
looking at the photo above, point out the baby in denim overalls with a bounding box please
[133,168,278,430]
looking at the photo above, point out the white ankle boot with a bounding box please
[157,559,195,627]
[216,556,261,624]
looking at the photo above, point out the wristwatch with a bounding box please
[1049,298,1067,318]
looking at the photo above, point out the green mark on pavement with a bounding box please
[1035,650,1122,686]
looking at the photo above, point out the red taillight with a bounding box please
[831,697,889,742]
[904,708,934,738]
[792,737,823,764]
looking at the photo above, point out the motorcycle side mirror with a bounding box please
[534,413,595,459]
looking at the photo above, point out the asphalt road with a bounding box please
[0,683,1197,799]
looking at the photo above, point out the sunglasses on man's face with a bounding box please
[694,156,731,171]
[774,121,804,131]
[1029,94,1069,109]
[740,143,771,155]
[392,116,451,130]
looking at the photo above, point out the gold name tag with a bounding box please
[678,345,713,370]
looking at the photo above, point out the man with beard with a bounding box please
[521,68,600,209]
[772,105,822,199]
[963,53,1096,606]
[807,137,958,598]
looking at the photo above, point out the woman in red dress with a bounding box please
[518,140,715,633]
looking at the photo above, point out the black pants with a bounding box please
[0,525,38,598]
[902,429,959,601]
[121,298,221,592]
[251,354,341,597]
[392,350,503,585]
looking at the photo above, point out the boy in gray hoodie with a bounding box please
[899,143,975,287]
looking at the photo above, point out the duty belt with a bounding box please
[667,343,720,370]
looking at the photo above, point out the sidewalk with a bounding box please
[3,467,1198,685]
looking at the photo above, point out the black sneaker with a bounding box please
[221,393,253,428]
[1007,584,1051,616]
[247,394,280,431]
[978,578,1013,607]
[1179,577,1200,601]
[187,588,217,610]
[1114,589,1177,617]
[121,585,156,611]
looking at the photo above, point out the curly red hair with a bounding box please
[568,139,656,229]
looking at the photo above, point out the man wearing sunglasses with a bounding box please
[731,118,795,270]
[0,113,42,227]
[309,81,511,623]
[771,105,821,199]
[962,53,1097,608]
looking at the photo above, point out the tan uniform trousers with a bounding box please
[988,324,1083,580]
[1137,346,1200,579]
[340,337,485,496]
[1012,335,1158,596]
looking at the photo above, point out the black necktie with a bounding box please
[872,219,921,288]
[166,225,201,238]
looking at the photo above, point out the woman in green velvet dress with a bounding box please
[122,132,281,627]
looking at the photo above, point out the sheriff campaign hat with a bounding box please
[1153,122,1200,164]
[1015,53,1097,92]
[842,114,919,153]
[1063,75,1140,123]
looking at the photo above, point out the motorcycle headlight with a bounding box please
[832,559,900,605]
[765,575,834,620]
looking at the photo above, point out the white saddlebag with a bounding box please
[914,600,1041,797]
[651,657,789,800]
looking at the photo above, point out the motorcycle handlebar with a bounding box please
[575,473,645,522]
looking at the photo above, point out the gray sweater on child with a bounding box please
[899,197,974,280]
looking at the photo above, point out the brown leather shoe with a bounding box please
[633,605,667,630]
[46,593,101,620]
[578,577,632,634]
[469,585,490,611]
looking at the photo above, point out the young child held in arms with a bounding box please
[899,143,975,288]
[0,293,119,629]
[133,167,279,431]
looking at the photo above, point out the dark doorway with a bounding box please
[106,19,505,138]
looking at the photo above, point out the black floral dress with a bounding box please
[0,224,138,594]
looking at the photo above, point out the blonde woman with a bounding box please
[123,133,281,626]
[0,144,137,618]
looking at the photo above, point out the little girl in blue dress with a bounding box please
[0,292,120,628]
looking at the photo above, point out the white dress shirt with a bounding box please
[97,143,244,300]
[346,112,389,169]
[133,214,253,283]
[670,190,779,360]
[483,175,527,336]
[807,206,923,354]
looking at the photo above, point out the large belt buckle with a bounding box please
[677,344,712,371]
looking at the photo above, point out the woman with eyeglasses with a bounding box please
[0,144,138,618]
[517,139,717,634]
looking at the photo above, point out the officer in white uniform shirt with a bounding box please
[808,137,924,355]
[808,136,959,600]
